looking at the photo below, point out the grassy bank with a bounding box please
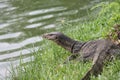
[11,1,120,80]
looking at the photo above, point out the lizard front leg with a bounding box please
[81,50,108,80]
[64,54,79,64]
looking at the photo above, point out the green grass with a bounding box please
[11,1,120,80]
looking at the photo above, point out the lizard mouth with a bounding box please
[42,33,57,40]
[42,32,63,41]
[42,34,50,40]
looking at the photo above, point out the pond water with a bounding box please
[0,0,111,79]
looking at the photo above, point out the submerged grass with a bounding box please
[11,1,120,80]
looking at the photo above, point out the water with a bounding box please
[0,0,111,79]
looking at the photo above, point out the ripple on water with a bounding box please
[28,14,54,23]
[0,23,12,29]
[25,23,44,29]
[43,24,56,29]
[56,10,78,16]
[0,36,42,52]
[28,6,67,16]
[0,32,22,40]
[0,47,39,62]
[0,2,8,9]
[0,56,34,79]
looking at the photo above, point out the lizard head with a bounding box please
[42,32,63,41]
[42,32,76,52]
[42,32,83,52]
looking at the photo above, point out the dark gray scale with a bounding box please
[108,44,120,59]
[80,40,98,60]
[42,31,120,80]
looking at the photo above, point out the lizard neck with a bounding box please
[54,34,85,53]
[71,41,86,53]
[54,35,76,52]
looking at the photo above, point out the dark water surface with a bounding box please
[0,0,111,79]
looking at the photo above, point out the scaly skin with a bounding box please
[42,31,120,80]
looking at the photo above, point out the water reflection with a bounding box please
[28,14,54,23]
[0,47,39,61]
[0,2,8,9]
[43,24,56,29]
[0,23,11,29]
[0,56,34,79]
[0,36,42,52]
[0,32,22,40]
[0,0,111,79]
[25,23,44,29]
[28,6,67,16]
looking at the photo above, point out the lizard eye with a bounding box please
[55,36,58,39]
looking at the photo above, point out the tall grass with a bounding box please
[11,1,120,80]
